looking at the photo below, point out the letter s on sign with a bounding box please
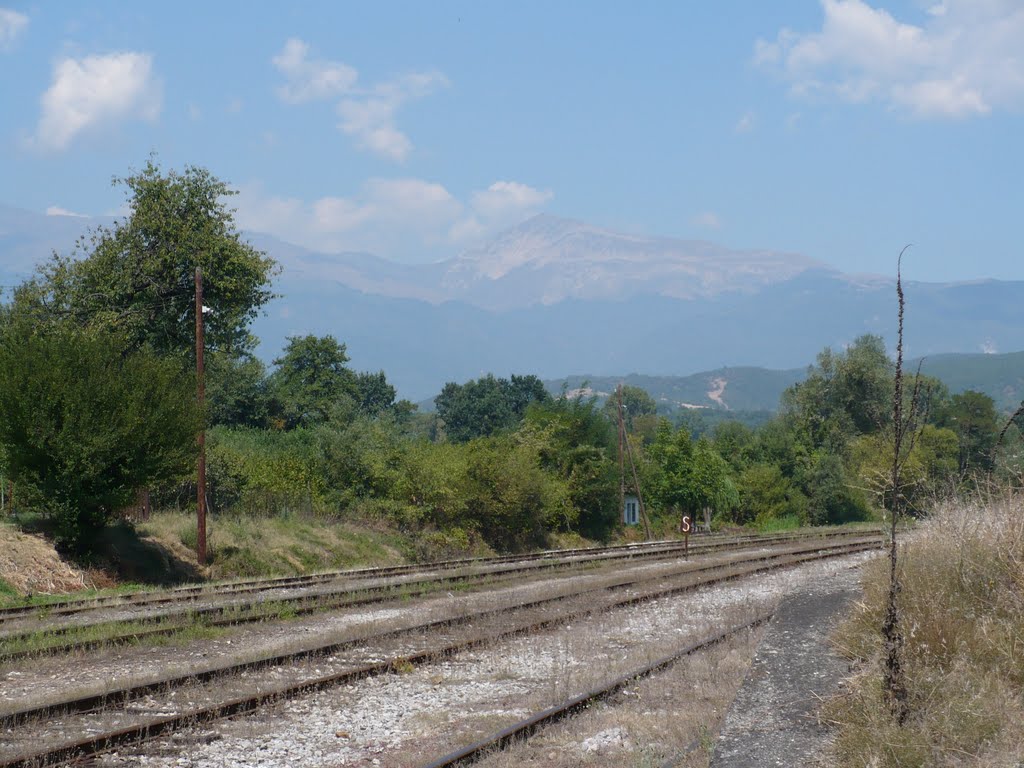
[681,516,691,533]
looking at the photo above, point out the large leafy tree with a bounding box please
[16,159,277,357]
[269,334,359,428]
[782,334,893,446]
[936,390,999,475]
[648,420,733,519]
[0,319,200,549]
[435,374,549,442]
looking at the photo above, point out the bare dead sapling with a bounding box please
[882,246,926,724]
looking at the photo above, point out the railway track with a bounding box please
[0,527,868,623]
[420,614,772,768]
[0,533,880,767]
[0,527,877,661]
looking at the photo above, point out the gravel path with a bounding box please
[711,562,863,766]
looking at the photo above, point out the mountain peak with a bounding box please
[440,214,829,307]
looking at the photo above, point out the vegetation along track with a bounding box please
[0,533,880,767]
[0,528,874,659]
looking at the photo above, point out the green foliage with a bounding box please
[936,390,999,475]
[206,351,271,428]
[733,463,807,526]
[435,373,549,442]
[850,424,960,512]
[207,427,324,515]
[602,384,657,432]
[803,451,870,525]
[270,334,359,428]
[783,334,893,446]
[463,435,570,551]
[16,159,277,357]
[525,393,619,540]
[0,321,199,549]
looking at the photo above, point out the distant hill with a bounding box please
[5,204,1024,401]
[544,368,805,413]
[541,352,1024,416]
[915,352,1024,412]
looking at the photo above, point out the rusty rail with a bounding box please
[0,537,879,767]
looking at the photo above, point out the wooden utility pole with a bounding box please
[617,385,625,520]
[617,384,651,540]
[195,267,207,565]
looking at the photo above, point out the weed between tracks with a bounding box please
[825,496,1024,767]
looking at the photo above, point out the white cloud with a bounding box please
[34,52,160,150]
[46,205,88,218]
[0,7,28,50]
[235,177,551,259]
[755,0,1024,118]
[337,71,448,162]
[272,38,357,103]
[691,211,723,230]
[734,111,755,133]
[271,38,447,162]
[470,181,553,221]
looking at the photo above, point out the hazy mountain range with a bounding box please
[3,204,1023,401]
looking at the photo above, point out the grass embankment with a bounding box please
[136,511,412,579]
[0,512,416,607]
[828,497,1024,766]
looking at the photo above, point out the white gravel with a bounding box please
[98,550,879,768]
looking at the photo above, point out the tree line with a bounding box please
[1,161,1021,557]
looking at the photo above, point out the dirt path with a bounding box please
[710,563,861,766]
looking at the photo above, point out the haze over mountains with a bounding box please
[3,204,1024,401]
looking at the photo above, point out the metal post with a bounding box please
[195,267,207,566]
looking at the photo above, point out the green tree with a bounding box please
[206,351,271,428]
[734,464,807,525]
[602,385,658,432]
[269,334,359,428]
[936,390,999,475]
[435,374,549,442]
[525,393,619,539]
[782,335,893,446]
[17,160,277,357]
[647,421,732,520]
[0,321,200,549]
[463,434,569,551]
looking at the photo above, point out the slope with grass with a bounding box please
[827,498,1024,765]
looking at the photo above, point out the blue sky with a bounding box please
[1,1,1021,281]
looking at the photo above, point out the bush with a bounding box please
[0,321,199,550]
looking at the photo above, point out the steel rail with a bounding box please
[0,529,875,658]
[0,527,875,623]
[0,538,879,768]
[419,614,773,768]
[0,536,879,729]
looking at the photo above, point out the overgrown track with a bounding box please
[0,535,880,768]
[419,614,772,768]
[0,528,875,659]
[0,528,864,622]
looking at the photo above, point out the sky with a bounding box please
[0,0,1022,281]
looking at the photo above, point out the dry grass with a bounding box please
[0,523,89,596]
[137,510,408,579]
[826,495,1024,767]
